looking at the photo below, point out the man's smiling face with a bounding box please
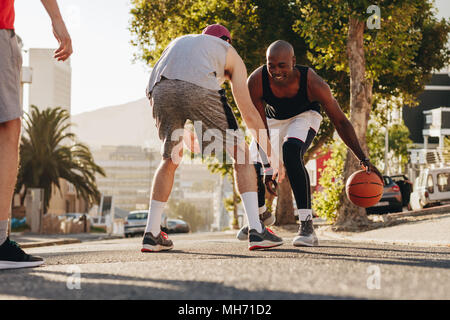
[266,41,296,84]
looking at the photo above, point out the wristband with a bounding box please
[359,158,370,167]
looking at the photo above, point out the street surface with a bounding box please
[1,231,449,300]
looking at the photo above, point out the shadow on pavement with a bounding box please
[0,268,359,300]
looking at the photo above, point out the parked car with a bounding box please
[366,176,403,214]
[166,219,190,233]
[124,210,168,237]
[409,167,450,210]
[390,174,413,207]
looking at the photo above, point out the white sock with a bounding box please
[258,205,267,215]
[297,209,313,221]
[145,200,166,236]
[0,219,8,245]
[241,192,262,233]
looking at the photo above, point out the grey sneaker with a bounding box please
[236,211,275,241]
[292,216,319,247]
[141,231,173,252]
[248,226,283,250]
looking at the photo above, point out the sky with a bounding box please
[15,0,150,115]
[13,0,450,116]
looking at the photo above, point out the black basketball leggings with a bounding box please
[255,128,317,210]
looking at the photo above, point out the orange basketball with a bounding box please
[345,170,383,208]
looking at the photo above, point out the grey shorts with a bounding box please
[150,78,245,160]
[0,29,23,123]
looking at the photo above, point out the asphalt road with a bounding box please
[1,232,449,300]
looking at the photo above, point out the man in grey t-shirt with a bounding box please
[142,24,285,252]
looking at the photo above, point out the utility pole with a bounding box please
[384,112,389,175]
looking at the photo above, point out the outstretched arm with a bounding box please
[247,69,277,195]
[225,47,284,182]
[40,0,72,61]
[307,69,383,181]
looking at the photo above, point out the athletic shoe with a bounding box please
[248,226,283,250]
[292,216,319,247]
[141,231,173,252]
[0,238,44,270]
[236,211,275,241]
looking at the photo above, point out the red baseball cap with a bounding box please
[202,24,231,42]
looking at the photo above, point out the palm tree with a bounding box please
[15,106,105,213]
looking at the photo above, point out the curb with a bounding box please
[19,239,82,249]
[15,234,123,249]
[386,204,450,219]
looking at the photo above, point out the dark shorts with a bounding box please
[150,78,245,160]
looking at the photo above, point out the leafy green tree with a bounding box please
[15,106,105,213]
[298,0,450,229]
[388,122,414,172]
[367,112,413,173]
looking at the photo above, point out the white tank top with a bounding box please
[146,34,231,97]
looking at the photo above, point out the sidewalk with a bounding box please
[10,232,122,248]
[316,205,450,247]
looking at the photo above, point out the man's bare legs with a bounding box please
[232,144,263,233]
[144,145,183,237]
[145,141,260,235]
[0,118,21,244]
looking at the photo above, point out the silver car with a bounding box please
[124,210,168,237]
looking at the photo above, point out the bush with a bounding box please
[312,141,346,222]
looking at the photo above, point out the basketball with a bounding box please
[345,170,384,208]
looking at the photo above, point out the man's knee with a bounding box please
[282,138,304,165]
[234,162,255,176]
[160,157,180,172]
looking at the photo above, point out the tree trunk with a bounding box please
[335,17,373,231]
[275,178,296,225]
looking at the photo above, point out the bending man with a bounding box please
[142,25,285,252]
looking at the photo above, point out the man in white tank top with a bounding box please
[142,25,286,252]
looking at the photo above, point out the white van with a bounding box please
[409,167,450,210]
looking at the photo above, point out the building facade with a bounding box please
[28,48,71,114]
[92,146,162,212]
[403,72,450,181]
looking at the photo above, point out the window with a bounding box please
[427,175,434,194]
[437,173,450,192]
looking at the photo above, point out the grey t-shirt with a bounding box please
[146,34,231,98]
